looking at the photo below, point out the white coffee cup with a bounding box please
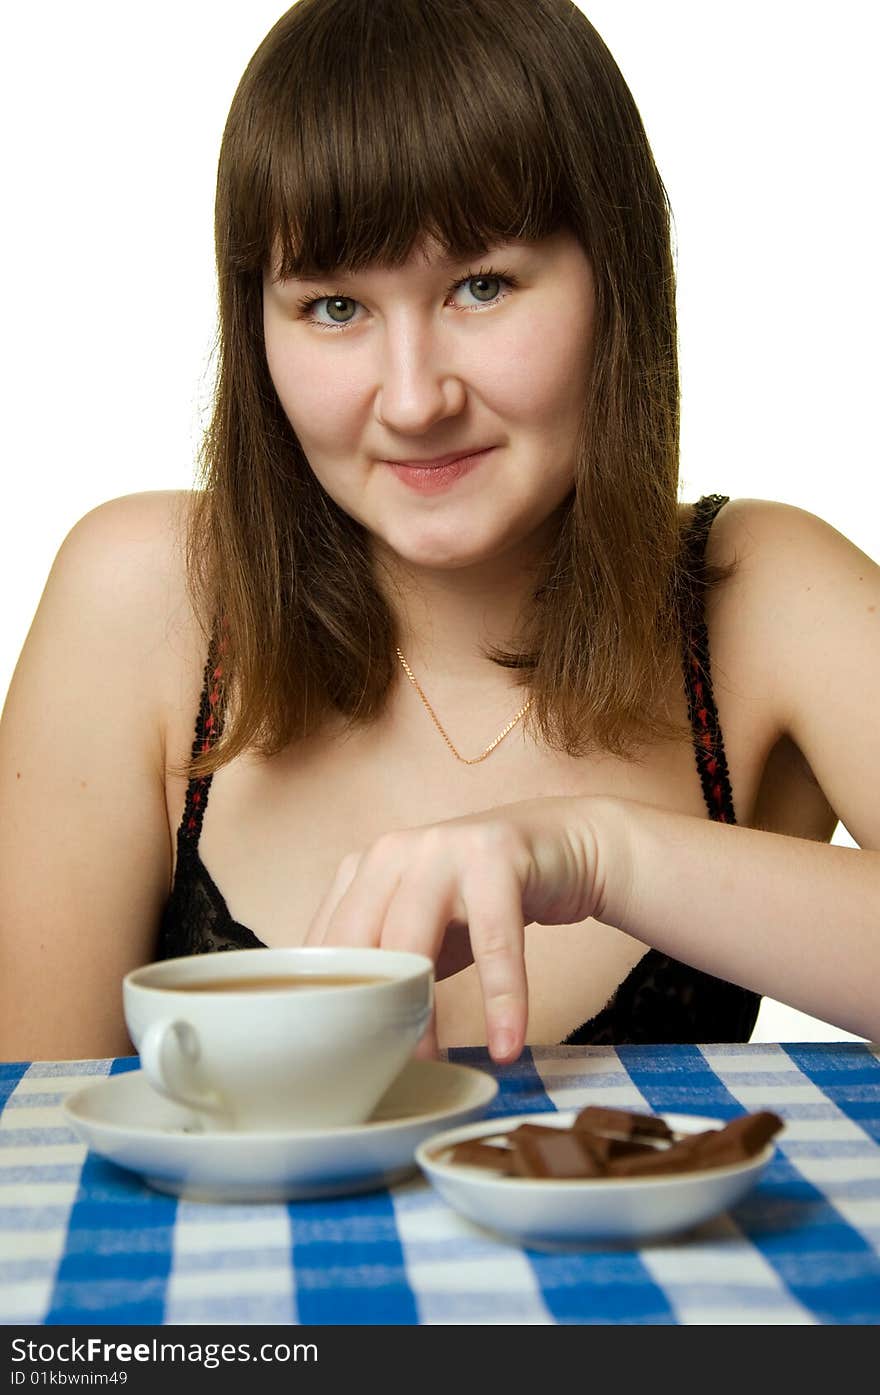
[123,946,434,1131]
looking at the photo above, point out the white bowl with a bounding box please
[416,1110,778,1248]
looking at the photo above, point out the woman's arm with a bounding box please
[0,492,195,1061]
[608,499,880,1039]
[596,798,879,1042]
[304,790,880,1062]
[305,501,880,1060]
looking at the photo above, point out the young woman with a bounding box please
[1,0,877,1064]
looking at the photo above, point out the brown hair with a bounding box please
[187,0,724,775]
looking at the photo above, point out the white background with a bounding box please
[2,2,876,1042]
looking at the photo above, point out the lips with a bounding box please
[383,447,492,469]
[383,446,495,494]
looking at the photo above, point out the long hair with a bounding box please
[187,0,721,775]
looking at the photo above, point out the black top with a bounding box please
[157,494,761,1044]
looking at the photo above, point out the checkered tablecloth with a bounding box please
[1,1043,879,1326]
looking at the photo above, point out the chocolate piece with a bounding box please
[572,1132,657,1166]
[607,1114,783,1177]
[702,1111,782,1155]
[509,1130,605,1179]
[605,1132,716,1177]
[604,1137,659,1161]
[683,1112,783,1166]
[444,1139,514,1173]
[507,1123,651,1169]
[572,1105,674,1142]
[508,1123,571,1141]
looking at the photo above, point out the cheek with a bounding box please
[265,332,359,450]
[485,305,594,428]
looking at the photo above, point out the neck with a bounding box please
[373,547,538,684]
[370,506,565,682]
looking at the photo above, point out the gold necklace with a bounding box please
[395,648,532,765]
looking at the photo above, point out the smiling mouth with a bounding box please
[382,447,495,492]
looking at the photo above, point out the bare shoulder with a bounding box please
[701,496,880,742]
[7,487,209,791]
[707,494,871,557]
[704,496,877,608]
[704,498,880,849]
[55,489,192,613]
[46,490,205,708]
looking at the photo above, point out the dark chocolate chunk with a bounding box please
[572,1105,674,1142]
[683,1112,784,1166]
[608,1114,784,1177]
[508,1123,571,1141]
[572,1132,657,1165]
[605,1132,717,1177]
[509,1130,605,1179]
[445,1139,515,1173]
[505,1123,652,1168]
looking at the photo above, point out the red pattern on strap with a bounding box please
[182,641,225,841]
[685,618,734,822]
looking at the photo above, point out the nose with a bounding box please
[373,318,466,434]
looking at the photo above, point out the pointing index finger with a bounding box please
[460,864,528,1063]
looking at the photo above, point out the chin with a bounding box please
[383,526,508,572]
[393,546,490,572]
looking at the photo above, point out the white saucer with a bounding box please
[415,1111,778,1249]
[63,1059,498,1203]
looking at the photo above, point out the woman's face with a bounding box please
[262,229,596,573]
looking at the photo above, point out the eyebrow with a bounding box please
[432,243,497,267]
[279,241,513,285]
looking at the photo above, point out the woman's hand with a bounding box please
[303,796,625,1063]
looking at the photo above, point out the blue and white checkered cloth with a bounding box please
[2,1043,879,1325]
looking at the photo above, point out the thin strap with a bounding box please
[681,494,737,824]
[178,630,226,849]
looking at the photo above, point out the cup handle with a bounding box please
[139,1019,226,1117]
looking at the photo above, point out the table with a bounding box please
[2,1042,879,1326]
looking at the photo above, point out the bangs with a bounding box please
[223,0,577,277]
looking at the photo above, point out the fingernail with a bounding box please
[492,1029,515,1061]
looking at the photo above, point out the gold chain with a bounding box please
[395,648,532,765]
